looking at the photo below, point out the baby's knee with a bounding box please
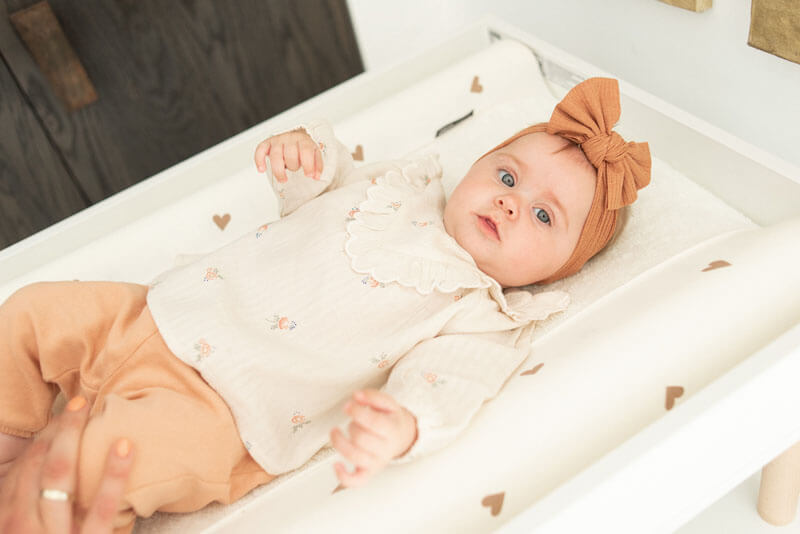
[0,282,85,320]
[1,282,51,310]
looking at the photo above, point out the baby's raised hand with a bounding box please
[330,389,418,488]
[254,129,323,183]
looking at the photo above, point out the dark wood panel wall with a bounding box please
[0,0,363,250]
[0,54,88,243]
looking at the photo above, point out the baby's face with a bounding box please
[443,132,596,287]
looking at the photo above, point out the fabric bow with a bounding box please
[547,77,651,210]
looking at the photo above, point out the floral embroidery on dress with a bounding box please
[370,353,390,369]
[291,411,310,433]
[454,293,464,302]
[361,276,386,288]
[203,268,223,282]
[268,315,297,330]
[387,201,402,211]
[411,220,434,227]
[423,372,446,387]
[194,338,215,362]
[255,224,269,238]
[345,206,360,222]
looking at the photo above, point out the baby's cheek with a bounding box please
[520,237,564,282]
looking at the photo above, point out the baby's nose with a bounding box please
[495,196,518,218]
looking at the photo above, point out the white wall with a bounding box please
[345,0,800,170]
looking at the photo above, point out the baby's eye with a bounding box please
[534,207,551,225]
[498,170,515,187]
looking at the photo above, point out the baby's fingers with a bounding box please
[269,144,288,183]
[315,147,323,179]
[283,141,301,173]
[254,139,271,172]
[346,401,391,438]
[330,428,380,472]
[333,461,371,488]
[299,142,321,179]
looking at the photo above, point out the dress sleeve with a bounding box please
[266,119,355,216]
[383,324,534,464]
[267,119,436,216]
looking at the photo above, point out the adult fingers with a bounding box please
[254,139,271,172]
[39,396,90,533]
[80,439,134,534]
[269,144,288,183]
[0,439,49,532]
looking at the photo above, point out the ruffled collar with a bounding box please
[344,154,569,323]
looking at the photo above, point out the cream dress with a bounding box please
[146,120,569,475]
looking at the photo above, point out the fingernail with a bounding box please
[116,438,131,458]
[66,396,87,412]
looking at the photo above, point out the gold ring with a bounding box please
[40,488,72,502]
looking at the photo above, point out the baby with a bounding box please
[0,77,649,532]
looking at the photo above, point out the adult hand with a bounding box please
[330,389,417,488]
[0,396,134,533]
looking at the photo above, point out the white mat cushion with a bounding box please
[202,218,799,534]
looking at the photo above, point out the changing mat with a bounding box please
[0,39,787,532]
[131,41,770,533]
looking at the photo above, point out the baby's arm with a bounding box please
[382,327,535,465]
[254,121,427,217]
[253,120,354,216]
[329,327,532,487]
[329,389,417,488]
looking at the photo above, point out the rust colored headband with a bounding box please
[483,77,652,284]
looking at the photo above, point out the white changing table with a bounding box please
[2,15,800,534]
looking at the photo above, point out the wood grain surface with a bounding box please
[0,53,88,248]
[9,1,98,110]
[0,0,362,248]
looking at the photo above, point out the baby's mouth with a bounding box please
[478,215,500,240]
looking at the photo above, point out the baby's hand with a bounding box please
[330,389,418,488]
[254,129,323,183]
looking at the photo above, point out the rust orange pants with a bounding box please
[0,281,275,532]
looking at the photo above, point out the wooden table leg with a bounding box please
[758,440,800,525]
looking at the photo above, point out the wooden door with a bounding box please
[0,0,362,249]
